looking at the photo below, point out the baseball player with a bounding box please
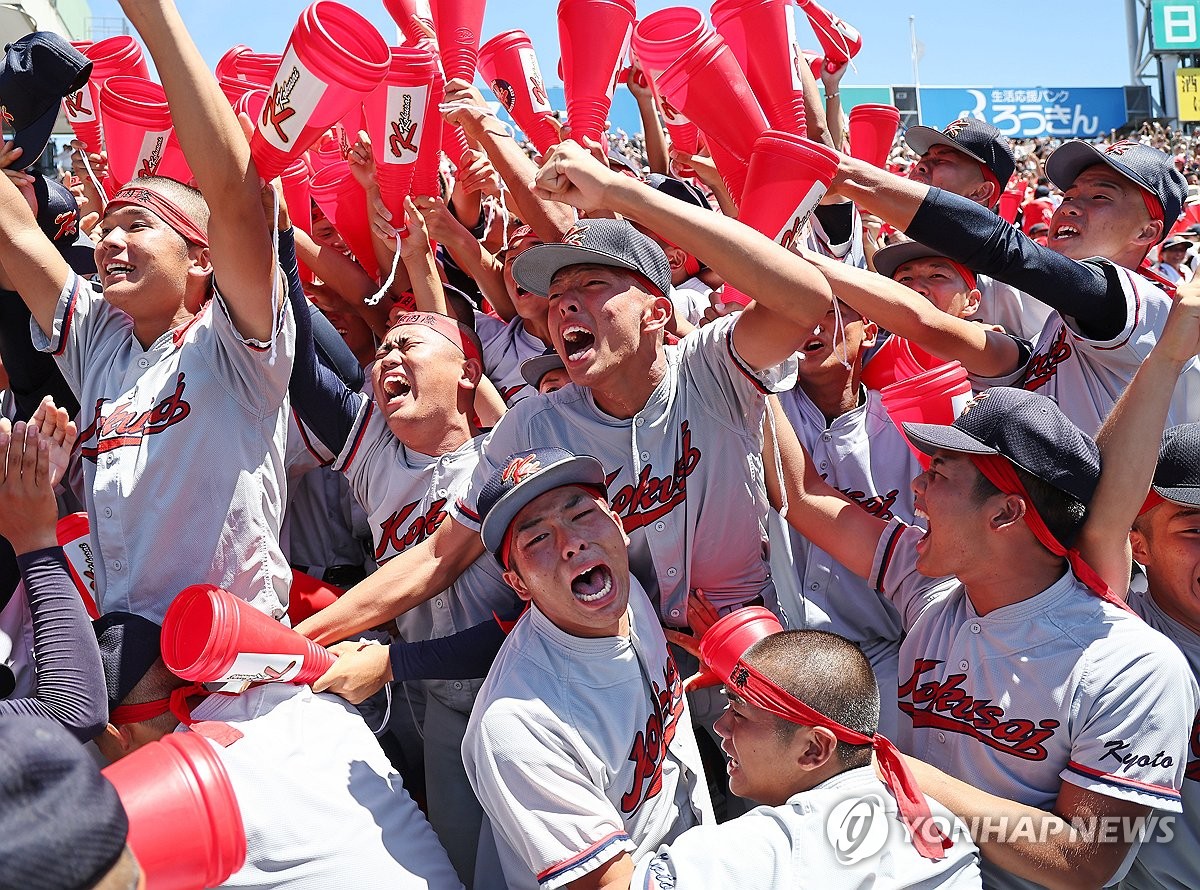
[776,385,1197,889]
[835,138,1200,437]
[773,296,924,738]
[462,446,713,890]
[521,347,570,395]
[0,0,292,621]
[902,118,1050,339]
[91,611,463,890]
[634,630,982,888]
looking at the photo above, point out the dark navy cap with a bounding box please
[0,32,91,169]
[93,612,163,716]
[905,118,1016,191]
[519,346,566,389]
[1046,139,1188,228]
[513,218,672,298]
[1152,423,1200,507]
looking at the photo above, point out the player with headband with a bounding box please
[772,383,1196,889]
[0,0,292,622]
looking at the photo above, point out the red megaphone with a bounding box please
[698,607,782,682]
[848,104,901,169]
[383,0,436,45]
[559,0,637,145]
[479,30,559,156]
[797,0,862,73]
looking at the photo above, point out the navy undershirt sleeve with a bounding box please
[0,548,107,742]
[388,612,516,682]
[905,187,1129,341]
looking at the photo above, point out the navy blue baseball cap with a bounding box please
[520,346,566,389]
[0,32,91,170]
[1046,140,1187,229]
[478,447,608,563]
[512,218,672,298]
[94,611,164,716]
[0,715,130,889]
[1150,423,1200,507]
[903,387,1100,505]
[905,118,1016,193]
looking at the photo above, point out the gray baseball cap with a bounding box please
[512,219,672,298]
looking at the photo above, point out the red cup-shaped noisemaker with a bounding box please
[559,0,637,145]
[880,361,972,468]
[722,131,838,305]
[69,36,151,153]
[698,607,783,682]
[997,186,1024,224]
[655,29,768,203]
[860,334,941,391]
[631,8,707,160]
[409,61,446,198]
[431,0,486,82]
[232,87,268,124]
[384,0,436,46]
[250,1,391,182]
[215,44,251,81]
[797,0,861,73]
[161,584,336,690]
[98,76,185,190]
[235,52,283,87]
[56,513,99,620]
[479,30,559,156]
[308,131,345,173]
[102,732,246,890]
[803,48,823,80]
[280,157,316,283]
[287,570,344,626]
[310,160,382,278]
[848,104,900,169]
[365,45,439,221]
[710,0,807,137]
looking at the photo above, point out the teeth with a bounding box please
[1055,226,1079,237]
[106,264,133,275]
[572,566,612,602]
[562,325,589,343]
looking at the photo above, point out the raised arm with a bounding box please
[804,250,1023,378]
[120,0,275,339]
[533,140,833,371]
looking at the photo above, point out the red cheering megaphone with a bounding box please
[559,0,637,145]
[797,0,862,74]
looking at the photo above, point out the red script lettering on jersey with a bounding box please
[79,373,191,459]
[622,655,684,813]
[898,658,1061,761]
[1021,325,1072,392]
[607,421,702,532]
[375,498,447,561]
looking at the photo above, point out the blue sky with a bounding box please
[87,0,1134,89]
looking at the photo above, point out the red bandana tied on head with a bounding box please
[107,187,209,248]
[109,682,243,746]
[969,454,1135,614]
[391,311,481,365]
[728,658,952,861]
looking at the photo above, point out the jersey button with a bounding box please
[111,560,122,572]
[435,598,444,609]
[639,451,650,461]
[959,660,968,671]
[137,358,149,369]
[970,623,981,634]
[822,433,832,442]
[453,681,463,690]
[670,609,681,619]
[654,521,665,532]
[810,582,819,590]
[103,508,113,518]
[635,417,644,427]
[819,461,827,470]
[937,732,946,744]
[666,567,677,578]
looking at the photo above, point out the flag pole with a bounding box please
[910,15,923,125]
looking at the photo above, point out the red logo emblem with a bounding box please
[561,224,590,247]
[622,656,683,814]
[501,454,542,485]
[262,67,302,144]
[375,498,448,561]
[1021,326,1073,392]
[53,210,78,241]
[79,373,192,459]
[606,421,702,532]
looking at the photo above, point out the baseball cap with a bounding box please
[1185,223,1200,237]
[645,173,713,212]
[0,33,92,170]
[1161,234,1190,251]
[606,147,642,177]
[32,174,80,245]
[1045,140,1187,228]
[905,118,1016,192]
[94,611,163,716]
[513,219,672,298]
[477,446,608,562]
[1151,423,1200,507]
[0,715,130,890]
[871,240,976,289]
[520,346,566,389]
[902,387,1100,505]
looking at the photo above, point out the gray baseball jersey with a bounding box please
[474,311,548,405]
[632,765,982,889]
[1124,589,1200,890]
[971,261,1200,435]
[871,519,1198,890]
[32,271,294,621]
[450,315,796,625]
[462,579,713,889]
[778,385,925,739]
[974,275,1052,341]
[668,276,713,329]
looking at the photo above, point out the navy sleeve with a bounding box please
[905,187,1128,341]
[0,548,107,741]
[0,293,80,419]
[280,228,364,455]
[813,202,854,246]
[388,615,509,682]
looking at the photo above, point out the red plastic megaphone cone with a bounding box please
[479,30,559,156]
[234,52,282,88]
[161,584,336,689]
[309,161,382,278]
[364,45,439,223]
[280,158,316,283]
[98,76,182,190]
[797,0,862,73]
[998,185,1025,224]
[250,1,391,181]
[722,131,839,305]
[861,335,942,391]
[431,0,487,82]
[558,0,637,145]
[103,732,246,890]
[70,36,151,154]
[287,570,343,626]
[383,0,436,45]
[710,0,807,137]
[848,104,901,169]
[698,607,782,682]
[880,361,972,468]
[56,513,99,619]
[410,61,446,197]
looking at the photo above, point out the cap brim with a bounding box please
[1045,141,1155,201]
[1152,483,1200,508]
[872,240,956,280]
[904,125,987,167]
[10,101,58,171]
[479,454,608,554]
[512,242,645,298]
[901,421,1000,458]
[520,352,566,389]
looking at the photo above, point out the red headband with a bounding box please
[728,658,952,861]
[1138,489,1166,517]
[969,454,1134,614]
[109,681,208,727]
[947,260,977,291]
[1140,187,1165,223]
[107,187,209,247]
[391,312,481,365]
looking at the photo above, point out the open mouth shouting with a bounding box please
[103,261,136,287]
[381,372,412,403]
[560,325,597,364]
[570,562,614,604]
[1051,223,1080,243]
[800,335,827,357]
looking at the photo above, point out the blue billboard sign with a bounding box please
[917,87,1129,138]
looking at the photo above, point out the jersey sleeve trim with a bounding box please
[1086,265,1141,353]
[455,498,480,523]
[50,275,83,357]
[1064,760,1183,805]
[724,330,772,395]
[872,519,907,593]
[536,830,631,885]
[332,397,374,473]
[292,410,334,468]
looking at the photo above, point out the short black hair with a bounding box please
[744,630,878,768]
